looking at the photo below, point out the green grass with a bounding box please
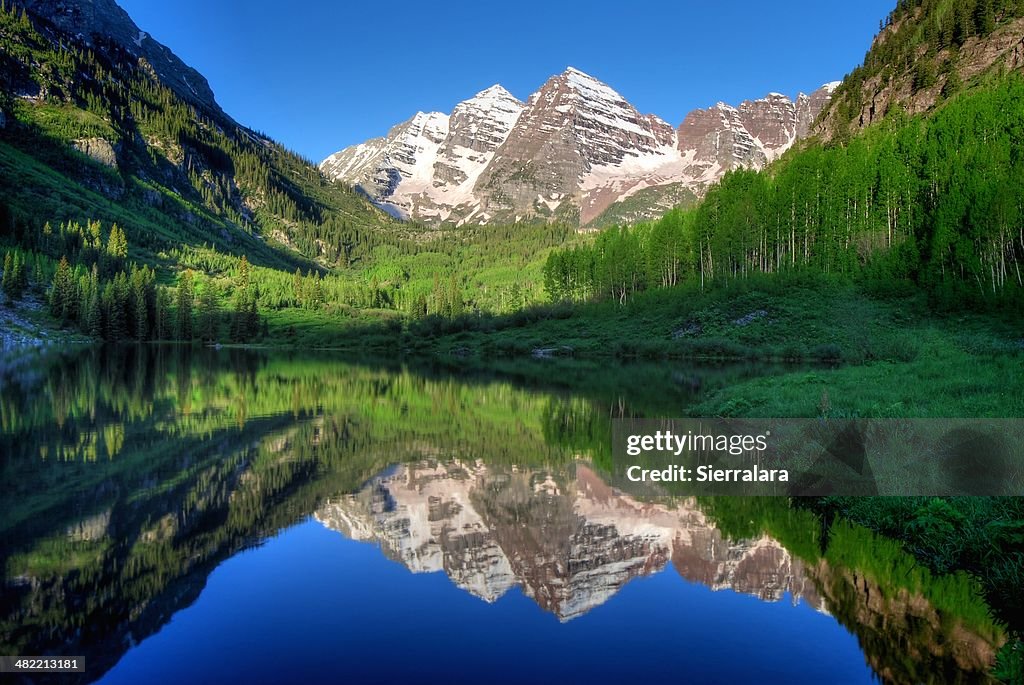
[398,275,939,361]
[14,101,118,143]
[691,338,1024,418]
[268,274,1023,419]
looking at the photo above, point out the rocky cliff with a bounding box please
[815,5,1024,140]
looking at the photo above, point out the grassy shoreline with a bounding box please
[256,275,1024,416]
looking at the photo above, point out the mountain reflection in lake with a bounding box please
[0,347,1006,684]
[317,461,823,621]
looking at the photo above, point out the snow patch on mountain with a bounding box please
[320,85,524,222]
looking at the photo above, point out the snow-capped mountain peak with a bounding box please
[320,71,836,226]
[473,83,516,100]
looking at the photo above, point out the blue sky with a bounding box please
[117,0,895,163]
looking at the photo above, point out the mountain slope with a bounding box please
[817,0,1024,139]
[676,84,839,181]
[1,0,394,272]
[477,67,683,226]
[316,460,824,620]
[19,0,225,117]
[322,68,837,227]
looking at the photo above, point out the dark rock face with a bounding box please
[21,0,225,118]
[474,68,678,224]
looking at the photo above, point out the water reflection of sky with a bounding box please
[97,520,875,685]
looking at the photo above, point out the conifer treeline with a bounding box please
[49,256,159,341]
[544,78,1024,307]
[0,217,265,343]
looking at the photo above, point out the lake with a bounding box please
[0,347,1005,684]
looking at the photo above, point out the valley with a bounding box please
[1,0,1023,682]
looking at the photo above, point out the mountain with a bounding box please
[18,0,225,118]
[1,0,393,273]
[321,68,837,227]
[320,85,525,222]
[817,0,1024,139]
[315,460,824,620]
[676,85,839,181]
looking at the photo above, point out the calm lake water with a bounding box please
[0,347,1005,684]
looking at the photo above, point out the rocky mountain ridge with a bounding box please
[321,69,838,226]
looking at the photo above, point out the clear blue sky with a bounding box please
[117,0,894,163]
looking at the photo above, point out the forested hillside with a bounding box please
[544,76,1024,310]
[0,2,394,273]
[3,0,1024,350]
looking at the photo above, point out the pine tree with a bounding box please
[41,221,53,253]
[310,272,323,308]
[1,252,12,300]
[292,267,304,307]
[197,280,219,343]
[975,0,995,34]
[49,256,75,321]
[88,220,103,253]
[130,266,149,341]
[236,255,251,290]
[85,285,102,338]
[230,256,258,342]
[105,223,128,274]
[104,272,129,341]
[154,288,173,340]
[176,269,194,340]
[431,274,445,316]
[410,292,428,319]
[12,252,26,296]
[100,282,115,340]
[230,287,259,342]
[448,275,464,317]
